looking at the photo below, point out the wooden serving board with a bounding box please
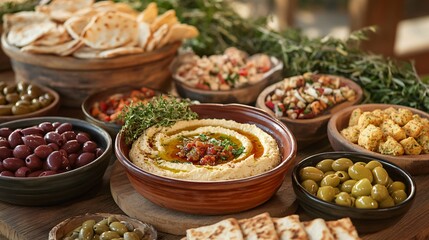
[110,161,298,236]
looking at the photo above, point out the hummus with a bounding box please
[129,119,281,181]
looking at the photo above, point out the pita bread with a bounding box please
[150,9,177,32]
[32,25,71,46]
[158,23,199,48]
[64,15,93,40]
[2,11,49,31]
[303,219,334,240]
[137,2,158,24]
[7,20,56,47]
[37,0,94,22]
[238,212,279,240]
[92,2,138,17]
[326,218,360,240]
[137,21,150,49]
[21,38,82,56]
[186,218,244,240]
[81,11,138,49]
[146,23,168,51]
[273,215,308,240]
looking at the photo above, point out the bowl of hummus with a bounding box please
[115,103,297,215]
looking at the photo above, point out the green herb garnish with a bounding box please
[120,96,198,144]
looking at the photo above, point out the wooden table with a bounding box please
[0,70,429,239]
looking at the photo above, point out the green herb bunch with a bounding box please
[120,96,198,144]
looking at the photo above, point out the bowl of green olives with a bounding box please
[48,213,157,240]
[292,151,416,233]
[0,80,60,123]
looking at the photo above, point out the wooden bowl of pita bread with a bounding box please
[1,1,198,107]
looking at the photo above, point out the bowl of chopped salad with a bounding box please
[256,73,363,147]
[171,47,283,104]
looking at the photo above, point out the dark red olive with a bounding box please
[76,152,95,168]
[61,158,71,170]
[0,128,12,138]
[62,140,80,154]
[28,170,43,177]
[38,122,54,133]
[82,141,97,153]
[56,123,72,134]
[46,151,66,171]
[76,132,90,144]
[52,122,61,129]
[61,131,76,141]
[15,166,31,177]
[0,161,4,171]
[3,157,25,171]
[34,145,53,159]
[22,135,46,150]
[44,132,64,146]
[8,130,23,148]
[39,170,57,177]
[0,138,10,148]
[0,146,13,160]
[68,153,79,167]
[0,171,14,177]
[21,126,44,136]
[25,154,43,171]
[95,148,104,158]
[13,144,32,159]
[48,142,59,151]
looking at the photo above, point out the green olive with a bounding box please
[335,192,354,207]
[299,167,324,182]
[3,85,16,95]
[0,95,6,105]
[82,219,96,228]
[20,94,32,102]
[38,96,51,107]
[351,178,372,197]
[5,93,19,104]
[79,225,94,240]
[391,190,407,205]
[43,92,54,101]
[335,170,350,182]
[365,160,383,170]
[109,221,128,236]
[355,196,378,209]
[387,177,393,187]
[348,164,373,182]
[379,196,395,208]
[340,179,357,193]
[16,81,29,93]
[323,171,335,177]
[317,186,336,202]
[123,232,140,240]
[388,181,406,194]
[316,159,334,172]
[94,220,110,235]
[333,187,340,195]
[320,174,340,187]
[354,161,367,167]
[371,184,389,202]
[100,231,121,240]
[92,235,100,240]
[301,179,319,195]
[0,105,12,116]
[332,158,353,171]
[372,166,389,185]
[107,216,119,225]
[12,105,32,115]
[27,84,43,98]
[15,99,31,107]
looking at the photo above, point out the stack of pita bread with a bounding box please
[3,0,199,58]
[184,212,360,240]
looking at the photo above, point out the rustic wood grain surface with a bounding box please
[0,70,428,239]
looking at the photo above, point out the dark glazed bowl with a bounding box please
[292,152,416,233]
[0,117,112,206]
[172,54,283,104]
[115,104,297,215]
[256,74,363,147]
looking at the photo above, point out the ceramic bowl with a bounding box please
[256,74,363,147]
[0,117,112,206]
[81,86,163,138]
[292,151,416,233]
[327,103,429,175]
[115,103,297,215]
[48,212,157,240]
[171,54,283,104]
[0,82,60,123]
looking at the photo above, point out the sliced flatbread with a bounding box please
[81,11,138,49]
[2,11,49,31]
[7,20,56,47]
[145,23,168,51]
[137,21,150,49]
[273,215,308,240]
[303,219,334,240]
[21,38,82,56]
[137,2,158,24]
[186,218,244,240]
[64,14,94,40]
[238,212,279,240]
[36,0,94,22]
[326,218,360,240]
[158,23,199,48]
[150,9,177,32]
[32,25,71,46]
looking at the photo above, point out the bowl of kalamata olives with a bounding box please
[0,80,60,123]
[292,151,415,233]
[0,116,112,206]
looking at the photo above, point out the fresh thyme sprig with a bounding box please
[120,96,198,144]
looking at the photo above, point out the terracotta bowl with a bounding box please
[256,74,363,147]
[0,117,112,206]
[2,35,180,107]
[48,212,157,240]
[171,54,283,104]
[0,82,60,123]
[81,86,164,138]
[292,152,416,233]
[115,103,297,215]
[327,103,429,175]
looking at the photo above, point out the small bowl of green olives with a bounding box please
[48,213,157,240]
[0,80,60,123]
[292,151,416,233]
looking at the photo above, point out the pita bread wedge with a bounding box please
[7,20,56,47]
[186,218,244,240]
[21,38,82,56]
[64,15,94,40]
[145,23,168,51]
[137,2,158,24]
[150,9,177,32]
[32,25,71,46]
[238,212,279,240]
[326,218,360,240]
[303,219,334,240]
[81,11,138,49]
[99,46,144,58]
[158,23,199,48]
[137,21,150,49]
[273,215,308,240]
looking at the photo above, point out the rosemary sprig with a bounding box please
[120,96,198,144]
